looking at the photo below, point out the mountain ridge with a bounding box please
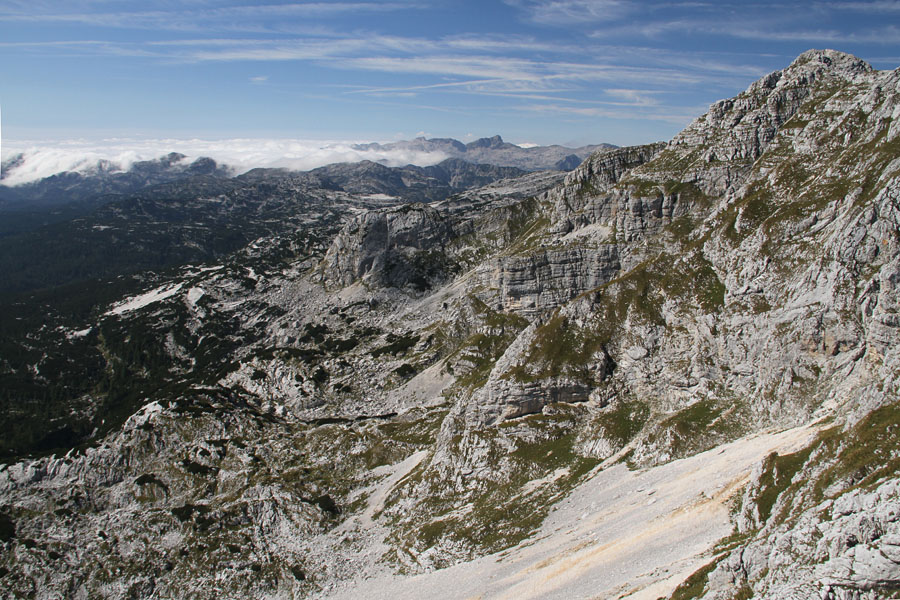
[0,135,611,201]
[352,134,615,171]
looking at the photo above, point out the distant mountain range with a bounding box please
[352,135,615,171]
[0,135,613,224]
[0,135,614,202]
[0,156,562,295]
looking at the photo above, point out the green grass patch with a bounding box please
[646,398,747,460]
[507,313,609,384]
[392,363,418,378]
[376,407,448,446]
[813,403,900,498]
[387,406,601,563]
[668,559,718,600]
[501,201,552,256]
[591,400,650,449]
[736,403,900,534]
[506,250,724,387]
[755,445,815,523]
[446,297,529,388]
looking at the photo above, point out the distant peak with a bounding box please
[466,135,506,150]
[186,156,219,175]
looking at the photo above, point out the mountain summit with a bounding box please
[1,50,899,600]
[465,134,507,149]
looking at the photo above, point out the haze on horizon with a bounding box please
[2,0,900,169]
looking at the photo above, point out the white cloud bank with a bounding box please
[0,138,455,186]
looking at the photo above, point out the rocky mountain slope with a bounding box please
[1,49,899,600]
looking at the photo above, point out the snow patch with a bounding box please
[105,283,184,316]
[65,327,93,340]
[186,286,205,308]
[183,265,223,278]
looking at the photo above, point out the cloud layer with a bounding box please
[0,138,455,186]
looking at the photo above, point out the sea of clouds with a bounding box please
[0,138,454,186]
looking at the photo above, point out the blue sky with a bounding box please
[2,0,900,148]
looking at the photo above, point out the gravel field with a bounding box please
[323,423,821,600]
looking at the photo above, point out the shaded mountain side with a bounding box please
[0,160,538,295]
[0,153,229,210]
[0,154,234,238]
[0,170,567,461]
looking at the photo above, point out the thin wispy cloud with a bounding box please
[2,0,897,149]
[189,42,360,62]
[826,1,900,12]
[604,88,660,106]
[505,0,633,25]
[441,34,582,54]
[728,24,900,44]
[345,56,545,81]
[0,2,421,30]
[0,39,110,48]
[519,102,697,124]
[364,91,418,98]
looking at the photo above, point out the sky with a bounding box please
[2,0,900,178]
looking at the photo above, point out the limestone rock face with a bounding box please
[488,245,621,316]
[320,204,454,291]
[547,142,666,235]
[452,49,900,434]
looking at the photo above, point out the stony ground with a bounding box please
[320,423,822,600]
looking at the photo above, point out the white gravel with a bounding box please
[323,423,820,600]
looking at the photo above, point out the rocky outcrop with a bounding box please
[487,245,621,316]
[464,313,615,426]
[548,142,665,234]
[320,204,454,291]
[666,49,874,199]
